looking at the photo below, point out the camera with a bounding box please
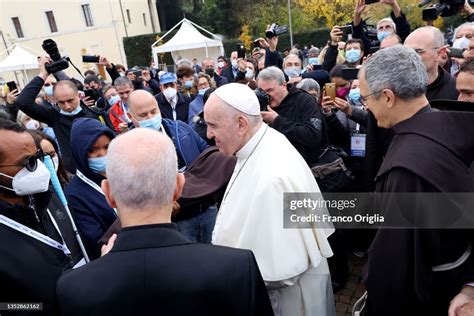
[265,23,289,39]
[339,25,353,36]
[421,0,474,21]
[42,39,69,73]
[255,88,270,111]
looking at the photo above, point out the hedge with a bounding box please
[123,28,331,68]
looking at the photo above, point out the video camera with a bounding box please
[255,88,270,111]
[265,23,289,38]
[42,39,69,73]
[420,0,474,21]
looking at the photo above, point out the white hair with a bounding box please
[106,129,177,210]
[377,18,396,32]
[453,22,474,40]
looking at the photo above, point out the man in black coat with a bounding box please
[14,57,106,173]
[56,128,273,316]
[155,72,191,123]
[0,120,83,316]
[257,66,328,166]
[359,45,474,315]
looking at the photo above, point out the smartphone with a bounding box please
[447,48,465,59]
[342,68,360,81]
[84,89,99,101]
[6,81,18,92]
[237,43,246,59]
[82,55,100,63]
[324,83,336,102]
[253,39,261,48]
[339,25,353,36]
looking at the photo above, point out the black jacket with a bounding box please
[155,91,190,123]
[220,66,235,83]
[57,223,274,316]
[426,66,459,102]
[15,76,104,173]
[0,191,82,316]
[271,87,328,165]
[366,107,474,315]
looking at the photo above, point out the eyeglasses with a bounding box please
[413,47,440,55]
[0,149,44,172]
[360,90,382,107]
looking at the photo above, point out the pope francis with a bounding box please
[204,83,336,316]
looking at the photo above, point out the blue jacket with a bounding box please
[188,95,204,126]
[65,118,116,260]
[162,118,208,169]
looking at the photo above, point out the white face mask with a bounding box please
[231,60,238,69]
[52,156,59,172]
[453,36,471,50]
[245,68,254,80]
[0,160,51,196]
[163,87,177,101]
[217,61,225,69]
[25,120,41,130]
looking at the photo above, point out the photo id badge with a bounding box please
[351,133,366,157]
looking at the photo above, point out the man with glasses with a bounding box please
[359,45,474,315]
[14,57,103,173]
[0,119,79,315]
[405,26,459,101]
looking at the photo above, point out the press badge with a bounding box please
[351,124,366,157]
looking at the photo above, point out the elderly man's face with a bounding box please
[359,70,390,128]
[456,71,474,102]
[284,55,301,69]
[204,95,243,156]
[129,97,160,122]
[55,85,80,113]
[378,21,394,34]
[404,31,440,73]
[455,26,474,40]
[257,79,287,109]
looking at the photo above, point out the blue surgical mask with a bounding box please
[198,88,209,96]
[308,57,319,65]
[377,31,391,42]
[107,95,121,106]
[284,66,301,79]
[88,156,107,174]
[139,115,162,131]
[60,105,82,116]
[348,88,361,103]
[184,80,193,89]
[44,85,54,97]
[345,49,361,63]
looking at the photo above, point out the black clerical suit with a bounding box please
[57,223,273,316]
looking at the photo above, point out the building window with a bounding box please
[126,9,131,23]
[11,17,24,38]
[45,11,58,33]
[143,13,147,26]
[82,4,94,27]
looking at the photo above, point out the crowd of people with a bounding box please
[1,0,474,315]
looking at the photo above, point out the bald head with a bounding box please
[380,34,402,49]
[127,90,160,121]
[104,128,180,213]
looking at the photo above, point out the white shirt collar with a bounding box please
[236,123,266,160]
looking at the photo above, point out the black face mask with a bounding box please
[205,68,215,77]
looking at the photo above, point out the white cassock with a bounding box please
[212,124,336,316]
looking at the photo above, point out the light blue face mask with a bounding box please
[139,115,162,131]
[184,80,193,89]
[308,57,319,65]
[377,31,391,42]
[198,87,209,96]
[107,95,121,106]
[60,105,82,116]
[88,156,107,174]
[284,67,302,79]
[44,85,54,97]
[345,49,362,63]
[348,88,361,103]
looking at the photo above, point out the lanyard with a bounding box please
[76,170,117,216]
[0,214,71,256]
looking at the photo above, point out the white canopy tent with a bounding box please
[0,44,40,86]
[151,18,225,69]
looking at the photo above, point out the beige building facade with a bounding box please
[0,0,160,85]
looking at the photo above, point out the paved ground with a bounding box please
[334,254,367,316]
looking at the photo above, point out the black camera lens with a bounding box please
[42,39,61,61]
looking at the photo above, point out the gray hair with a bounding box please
[176,58,193,69]
[283,54,302,68]
[453,22,474,40]
[424,26,445,47]
[377,18,396,32]
[296,78,320,95]
[114,76,133,88]
[363,46,427,100]
[106,129,177,210]
[257,66,286,85]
